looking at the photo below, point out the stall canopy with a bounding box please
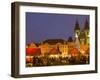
[26,48,41,56]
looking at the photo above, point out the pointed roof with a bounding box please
[74,20,80,30]
[84,19,89,30]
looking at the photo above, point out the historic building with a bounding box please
[39,42,50,56]
[74,20,89,56]
[39,39,68,57]
[74,20,89,45]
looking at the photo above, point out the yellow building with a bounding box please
[59,44,68,57]
[39,39,68,57]
[39,43,50,56]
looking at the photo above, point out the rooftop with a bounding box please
[43,39,67,45]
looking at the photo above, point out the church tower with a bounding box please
[75,33,80,50]
[79,31,86,45]
[74,20,80,37]
[84,19,89,45]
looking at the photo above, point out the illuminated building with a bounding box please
[67,37,75,55]
[39,39,68,57]
[74,19,89,45]
[74,20,89,56]
[39,42,50,56]
[84,19,89,45]
[59,42,68,57]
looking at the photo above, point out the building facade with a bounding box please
[39,39,68,57]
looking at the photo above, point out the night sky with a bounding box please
[26,12,89,44]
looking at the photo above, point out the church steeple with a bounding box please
[74,20,80,30]
[84,19,89,45]
[74,20,80,38]
[84,19,89,30]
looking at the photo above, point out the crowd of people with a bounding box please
[26,54,89,67]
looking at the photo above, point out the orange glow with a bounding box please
[80,44,89,54]
[50,48,58,54]
[26,48,41,56]
[26,57,33,63]
[70,47,79,56]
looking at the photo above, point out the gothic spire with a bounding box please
[84,19,89,30]
[74,20,80,30]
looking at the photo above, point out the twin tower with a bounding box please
[74,19,89,45]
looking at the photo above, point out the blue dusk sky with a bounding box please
[26,12,89,44]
